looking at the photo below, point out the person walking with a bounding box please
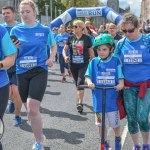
[0,25,16,126]
[10,0,57,149]
[114,12,150,150]
[63,20,95,113]
[55,24,72,82]
[1,5,22,126]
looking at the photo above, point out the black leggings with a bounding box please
[70,64,88,90]
[17,67,48,103]
[0,84,9,119]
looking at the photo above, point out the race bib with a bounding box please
[96,71,115,86]
[58,42,65,47]
[72,55,84,64]
[19,56,37,68]
[124,50,142,64]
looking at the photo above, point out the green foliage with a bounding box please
[36,0,100,21]
[61,0,99,9]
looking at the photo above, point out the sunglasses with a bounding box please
[122,28,135,33]
[72,25,80,29]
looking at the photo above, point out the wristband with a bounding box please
[0,62,3,69]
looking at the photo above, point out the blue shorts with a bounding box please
[8,72,17,85]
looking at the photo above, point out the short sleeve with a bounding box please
[47,30,56,47]
[1,26,16,57]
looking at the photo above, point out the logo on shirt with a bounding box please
[35,33,45,37]
[140,45,146,49]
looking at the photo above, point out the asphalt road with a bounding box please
[0,63,145,150]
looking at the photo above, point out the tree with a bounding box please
[61,0,100,9]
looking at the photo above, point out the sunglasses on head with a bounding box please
[72,25,80,29]
[122,28,135,33]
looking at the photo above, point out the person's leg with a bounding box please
[59,54,66,82]
[76,65,88,107]
[108,111,121,150]
[137,89,150,146]
[28,67,47,145]
[11,84,22,116]
[95,113,109,149]
[27,98,43,142]
[0,84,9,119]
[123,88,141,146]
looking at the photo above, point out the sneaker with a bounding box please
[76,103,83,113]
[32,141,43,150]
[14,116,22,126]
[68,70,72,77]
[115,137,121,150]
[142,144,150,150]
[132,145,141,150]
[61,77,66,83]
[105,141,110,150]
[5,100,15,113]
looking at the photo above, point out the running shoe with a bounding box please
[61,77,66,83]
[76,103,83,113]
[142,144,150,150]
[32,141,43,150]
[105,141,110,150]
[14,116,22,126]
[115,137,121,150]
[5,100,15,113]
[132,145,141,150]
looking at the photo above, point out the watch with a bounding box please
[0,62,3,69]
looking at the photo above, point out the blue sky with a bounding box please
[99,0,142,17]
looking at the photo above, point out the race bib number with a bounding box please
[124,50,142,64]
[96,70,115,86]
[58,42,65,47]
[19,56,37,68]
[72,55,84,64]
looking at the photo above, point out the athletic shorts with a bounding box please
[8,72,17,85]
[95,111,120,128]
[17,67,48,103]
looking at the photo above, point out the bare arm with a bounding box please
[0,53,16,70]
[115,79,124,91]
[62,44,70,63]
[85,77,95,89]
[88,48,95,60]
[45,44,57,67]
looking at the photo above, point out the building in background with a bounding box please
[107,0,119,13]
[141,0,150,23]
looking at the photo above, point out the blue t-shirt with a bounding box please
[85,56,124,112]
[10,23,56,74]
[1,21,20,34]
[55,32,69,54]
[0,25,16,88]
[114,34,150,83]
[1,21,20,73]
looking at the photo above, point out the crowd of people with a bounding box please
[0,0,150,150]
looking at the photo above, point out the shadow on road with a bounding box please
[40,107,88,121]
[47,79,74,84]
[43,128,84,144]
[44,91,61,95]
[83,104,93,112]
[19,120,84,145]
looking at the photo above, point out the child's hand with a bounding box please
[114,83,124,91]
[88,82,95,89]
